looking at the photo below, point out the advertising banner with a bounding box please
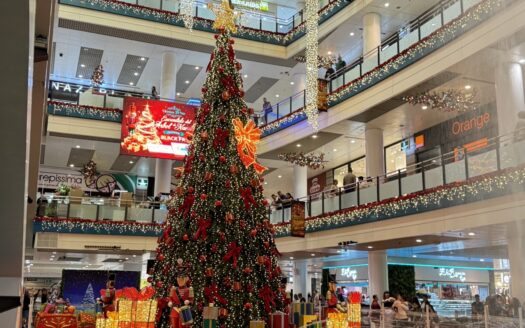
[290,201,305,238]
[121,97,196,160]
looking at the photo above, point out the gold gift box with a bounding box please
[327,312,347,328]
[118,299,134,322]
[250,320,264,328]
[136,300,157,322]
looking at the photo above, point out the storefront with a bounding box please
[384,105,498,174]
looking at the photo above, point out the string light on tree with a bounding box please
[305,0,319,131]
[91,64,104,87]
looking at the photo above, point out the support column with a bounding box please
[508,221,525,302]
[365,127,385,178]
[0,0,35,326]
[368,251,389,300]
[154,52,178,195]
[495,62,525,136]
[293,165,308,200]
[293,261,308,297]
[362,13,381,56]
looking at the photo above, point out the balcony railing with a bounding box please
[268,129,525,227]
[59,0,352,45]
[260,0,505,136]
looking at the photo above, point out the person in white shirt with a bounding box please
[393,294,409,321]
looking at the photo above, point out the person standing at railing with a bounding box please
[392,294,409,322]
[262,97,272,124]
[343,168,357,193]
[152,86,159,99]
[472,294,484,318]
[335,55,346,72]
[325,63,335,79]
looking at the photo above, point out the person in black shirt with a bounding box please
[471,294,484,316]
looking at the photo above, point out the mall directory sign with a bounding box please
[121,97,195,160]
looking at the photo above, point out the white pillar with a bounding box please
[161,52,177,100]
[508,222,525,302]
[293,261,308,297]
[293,165,308,200]
[154,159,172,196]
[363,13,381,56]
[154,52,178,195]
[368,251,389,301]
[495,62,525,136]
[365,128,385,178]
[0,0,35,326]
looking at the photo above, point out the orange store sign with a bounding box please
[452,112,491,135]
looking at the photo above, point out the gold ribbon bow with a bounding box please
[232,118,267,174]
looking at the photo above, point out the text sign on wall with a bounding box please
[120,97,196,160]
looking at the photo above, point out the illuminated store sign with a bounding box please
[340,268,358,280]
[232,0,269,11]
[50,81,108,94]
[438,268,466,282]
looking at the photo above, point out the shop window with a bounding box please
[385,142,407,173]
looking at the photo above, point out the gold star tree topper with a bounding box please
[208,0,241,33]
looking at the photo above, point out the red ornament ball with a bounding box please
[200,131,209,141]
[188,187,194,193]
[199,255,207,262]
[250,229,257,237]
[215,200,223,207]
[238,89,245,97]
[219,155,226,163]
[244,302,253,310]
[158,254,165,261]
[202,87,208,93]
[182,234,189,241]
[262,199,269,206]
[156,281,163,288]
[235,61,242,71]
[200,194,208,200]
[221,90,231,101]
[147,277,153,283]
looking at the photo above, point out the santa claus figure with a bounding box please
[169,259,194,327]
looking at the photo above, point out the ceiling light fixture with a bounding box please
[519,59,525,64]
[468,232,476,236]
[296,144,301,147]
[289,257,294,260]
[80,64,85,68]
[243,74,248,78]
[312,135,318,139]
[351,139,356,144]
[75,145,80,148]
[367,246,373,249]
[278,175,282,178]
[176,92,181,96]
[465,85,472,90]
[78,75,83,78]
[480,259,485,262]
[140,57,146,61]
[311,253,315,256]
[129,82,134,86]
[327,51,332,55]
[333,148,338,152]
[195,66,200,70]
[132,254,137,257]
[350,32,355,36]
[69,164,74,167]
[416,239,423,243]
[275,94,280,98]
[264,181,268,185]
[421,105,428,110]
[129,161,134,164]
[412,255,417,258]
[134,72,139,76]
[290,81,295,85]
[384,2,390,7]
[185,80,190,84]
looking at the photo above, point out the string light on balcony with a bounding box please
[180,0,195,31]
[305,0,319,131]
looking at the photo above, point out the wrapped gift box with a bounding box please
[250,320,265,328]
[135,300,157,323]
[95,317,118,328]
[304,303,314,315]
[300,314,317,326]
[36,313,78,328]
[292,312,300,325]
[292,303,301,314]
[203,319,218,328]
[270,312,289,328]
[203,306,219,320]
[306,322,323,328]
[117,299,134,324]
[327,312,346,328]
[79,312,96,328]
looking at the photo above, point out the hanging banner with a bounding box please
[290,201,306,238]
[120,97,196,160]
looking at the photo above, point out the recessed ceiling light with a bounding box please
[465,85,472,90]
[279,25,283,29]
[416,239,422,243]
[289,256,294,260]
[351,139,356,144]
[49,259,54,261]
[119,259,123,262]
[278,175,282,178]
[296,144,301,147]
[140,57,146,61]
[275,94,280,98]
[327,51,332,55]
[243,74,248,78]
[125,258,129,260]
[176,92,181,96]
[185,80,190,84]
[69,164,74,167]
[80,64,85,68]
[195,66,200,70]
[367,246,373,249]
[129,161,134,164]
[384,2,390,7]
[132,254,137,257]
[350,32,355,36]
[519,59,525,64]
[312,135,318,139]
[412,255,417,258]
[264,181,268,185]
[333,148,338,152]
[422,105,428,110]
[75,145,80,148]
[290,81,295,85]
[480,259,485,262]
[134,72,139,76]
[52,252,57,254]
[129,82,134,86]
[468,232,476,236]
[78,75,83,78]
[311,253,315,256]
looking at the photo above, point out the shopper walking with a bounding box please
[472,294,484,317]
[262,98,272,124]
[392,294,409,322]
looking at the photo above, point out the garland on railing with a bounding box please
[48,101,122,122]
[60,0,348,45]
[34,217,164,235]
[273,166,525,237]
[328,0,502,103]
[403,89,478,112]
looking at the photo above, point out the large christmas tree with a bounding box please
[152,1,284,327]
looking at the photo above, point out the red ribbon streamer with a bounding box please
[204,283,227,305]
[213,128,230,149]
[223,242,242,268]
[194,218,212,240]
[259,286,276,314]
[239,187,256,210]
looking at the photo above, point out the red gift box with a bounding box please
[271,311,290,328]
